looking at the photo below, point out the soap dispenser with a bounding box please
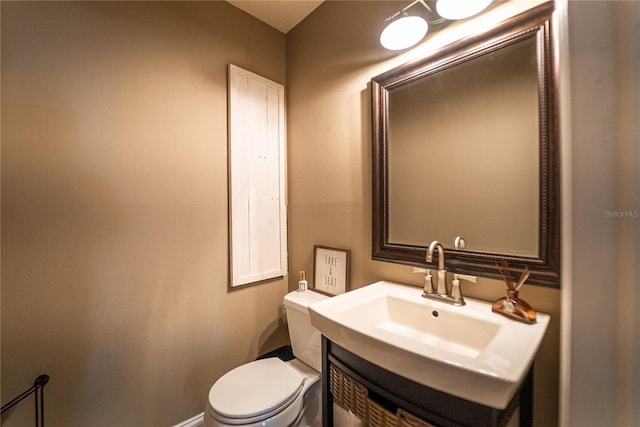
[298,271,308,292]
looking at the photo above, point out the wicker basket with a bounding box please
[397,408,435,427]
[329,364,433,427]
[367,399,399,427]
[329,365,350,409]
[329,365,368,420]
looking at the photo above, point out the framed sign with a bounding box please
[313,245,351,296]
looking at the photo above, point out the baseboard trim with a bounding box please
[172,412,204,427]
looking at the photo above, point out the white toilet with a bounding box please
[204,290,328,427]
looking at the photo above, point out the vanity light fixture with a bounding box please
[380,15,429,51]
[436,0,493,20]
[380,0,494,50]
[379,0,432,51]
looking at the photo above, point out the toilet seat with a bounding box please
[208,358,305,425]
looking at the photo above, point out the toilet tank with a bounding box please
[283,290,328,372]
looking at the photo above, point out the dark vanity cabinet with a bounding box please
[321,337,533,427]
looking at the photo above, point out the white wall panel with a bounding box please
[228,65,286,287]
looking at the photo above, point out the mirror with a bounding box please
[372,3,560,287]
[388,37,540,256]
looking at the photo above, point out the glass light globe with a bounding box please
[436,0,493,20]
[380,16,428,51]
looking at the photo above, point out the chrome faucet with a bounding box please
[454,236,466,250]
[426,241,447,296]
[422,238,476,306]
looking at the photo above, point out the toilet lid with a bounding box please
[209,358,305,420]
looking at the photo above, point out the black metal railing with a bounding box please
[1,375,49,427]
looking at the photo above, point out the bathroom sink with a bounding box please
[308,281,549,409]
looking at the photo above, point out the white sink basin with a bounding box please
[308,281,550,409]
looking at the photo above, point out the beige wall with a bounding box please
[561,1,640,426]
[286,1,559,425]
[1,2,288,426]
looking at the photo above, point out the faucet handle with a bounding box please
[451,273,477,305]
[413,267,435,295]
[454,273,477,283]
[454,236,466,250]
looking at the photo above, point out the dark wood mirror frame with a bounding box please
[372,2,560,287]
